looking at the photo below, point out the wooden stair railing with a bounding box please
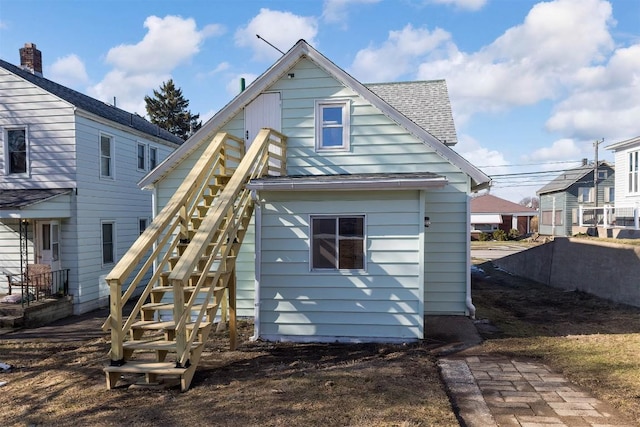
[103,128,286,392]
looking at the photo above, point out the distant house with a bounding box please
[0,43,182,314]
[537,160,615,236]
[470,193,537,239]
[606,136,640,230]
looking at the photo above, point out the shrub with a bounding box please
[493,229,508,241]
[508,228,521,240]
[478,232,492,241]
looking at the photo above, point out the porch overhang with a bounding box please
[247,172,448,191]
[470,213,503,224]
[0,189,73,219]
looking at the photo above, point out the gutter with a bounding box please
[466,194,476,318]
[246,177,448,192]
[250,189,262,341]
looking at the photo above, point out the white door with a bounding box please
[244,92,281,149]
[37,220,61,271]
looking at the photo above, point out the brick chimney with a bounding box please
[19,43,43,76]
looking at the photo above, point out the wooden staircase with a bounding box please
[102,129,286,391]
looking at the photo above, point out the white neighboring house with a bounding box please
[0,43,183,314]
[607,136,640,230]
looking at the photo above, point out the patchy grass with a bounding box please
[470,261,640,424]
[0,321,458,427]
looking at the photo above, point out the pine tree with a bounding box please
[144,79,202,140]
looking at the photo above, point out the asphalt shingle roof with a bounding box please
[0,188,72,209]
[537,161,612,195]
[471,193,537,214]
[0,59,184,146]
[366,80,458,146]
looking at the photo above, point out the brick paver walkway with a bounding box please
[439,356,636,427]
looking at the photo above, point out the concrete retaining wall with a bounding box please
[493,237,640,308]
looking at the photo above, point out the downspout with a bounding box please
[465,194,476,318]
[250,189,262,341]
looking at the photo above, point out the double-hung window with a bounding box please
[101,221,115,265]
[149,147,157,169]
[137,143,147,171]
[100,134,114,179]
[315,100,350,151]
[311,216,365,270]
[578,187,593,203]
[5,127,28,175]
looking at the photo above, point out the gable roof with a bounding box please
[0,59,183,146]
[366,80,457,146]
[606,135,640,152]
[471,193,537,215]
[139,39,490,191]
[537,161,613,195]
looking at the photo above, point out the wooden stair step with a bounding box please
[151,285,225,294]
[122,339,202,351]
[141,302,218,311]
[130,320,212,331]
[104,361,189,376]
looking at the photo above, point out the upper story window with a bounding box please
[100,133,114,179]
[315,100,350,151]
[149,147,157,169]
[311,215,365,271]
[137,143,146,171]
[604,186,614,203]
[629,151,639,193]
[578,187,594,203]
[597,170,607,180]
[4,127,28,175]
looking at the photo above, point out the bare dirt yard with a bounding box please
[1,257,639,426]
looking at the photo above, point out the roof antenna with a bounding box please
[256,34,285,55]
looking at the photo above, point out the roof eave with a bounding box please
[246,177,449,192]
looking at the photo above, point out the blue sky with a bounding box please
[1,0,638,203]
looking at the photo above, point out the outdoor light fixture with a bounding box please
[288,73,295,79]
[424,216,431,227]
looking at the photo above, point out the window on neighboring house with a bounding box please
[315,100,350,151]
[598,170,607,180]
[604,186,615,203]
[311,216,364,270]
[5,127,28,175]
[137,143,146,171]
[139,218,148,235]
[578,187,594,203]
[102,221,115,264]
[149,147,157,169]
[629,151,639,193]
[100,134,114,178]
[541,210,553,226]
[555,210,563,225]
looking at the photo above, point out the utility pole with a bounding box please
[593,138,604,208]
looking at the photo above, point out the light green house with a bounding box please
[138,40,490,343]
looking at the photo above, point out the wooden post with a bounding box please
[229,267,237,351]
[108,278,124,366]
[172,278,187,367]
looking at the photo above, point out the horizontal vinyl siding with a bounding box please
[0,69,76,188]
[72,117,176,313]
[0,219,34,291]
[258,190,422,342]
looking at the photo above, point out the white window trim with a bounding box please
[149,146,158,170]
[100,132,115,180]
[101,220,116,266]
[629,151,639,194]
[578,187,594,203]
[315,99,351,152]
[3,125,30,177]
[309,214,366,272]
[604,186,614,203]
[137,142,147,171]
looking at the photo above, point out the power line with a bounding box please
[476,159,584,168]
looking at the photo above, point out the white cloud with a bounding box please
[49,54,90,88]
[322,0,381,24]
[0,20,8,30]
[235,9,318,61]
[545,43,640,141]
[350,24,453,82]
[88,69,169,115]
[526,139,583,162]
[105,15,216,73]
[88,15,220,115]
[225,73,258,99]
[427,0,487,11]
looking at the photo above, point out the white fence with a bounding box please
[578,205,640,229]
